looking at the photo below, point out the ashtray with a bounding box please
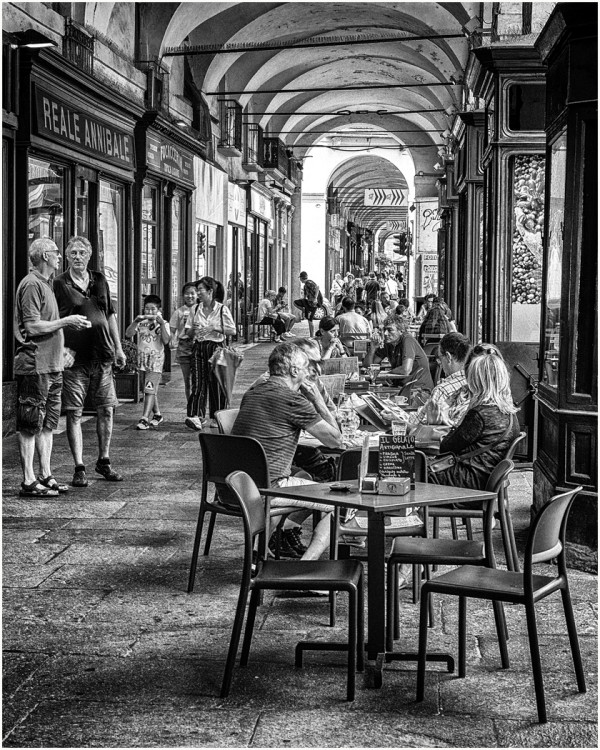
[329,483,352,492]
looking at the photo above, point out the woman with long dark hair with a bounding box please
[185,276,236,431]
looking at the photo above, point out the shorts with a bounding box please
[16,372,62,434]
[270,475,333,513]
[142,370,161,395]
[62,361,119,413]
[176,338,194,365]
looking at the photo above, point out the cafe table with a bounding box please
[261,479,496,688]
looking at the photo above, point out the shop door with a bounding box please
[98,180,125,310]
[170,191,187,316]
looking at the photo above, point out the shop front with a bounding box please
[245,183,273,337]
[227,182,247,338]
[193,157,226,289]
[13,48,141,341]
[135,127,196,323]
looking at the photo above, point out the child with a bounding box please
[169,282,198,402]
[126,294,171,430]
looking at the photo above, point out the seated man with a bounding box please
[407,332,472,436]
[363,315,434,393]
[336,296,372,346]
[232,342,344,560]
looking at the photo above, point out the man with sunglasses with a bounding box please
[53,236,126,487]
[363,315,434,392]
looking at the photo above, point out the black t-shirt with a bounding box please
[53,269,116,365]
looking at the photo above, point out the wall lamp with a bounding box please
[10,29,57,49]
[409,203,416,212]
[173,119,188,129]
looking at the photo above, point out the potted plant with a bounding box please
[113,339,141,402]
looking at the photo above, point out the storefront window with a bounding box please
[28,157,65,252]
[542,135,567,387]
[141,184,157,295]
[510,154,545,342]
[98,180,123,305]
[195,220,206,279]
[76,177,89,238]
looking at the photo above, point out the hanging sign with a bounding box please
[364,188,405,207]
[228,183,247,226]
[146,133,194,185]
[35,86,134,169]
[249,185,272,221]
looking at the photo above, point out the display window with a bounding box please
[141,184,158,295]
[27,157,66,252]
[98,180,124,306]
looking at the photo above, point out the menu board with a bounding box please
[378,435,415,488]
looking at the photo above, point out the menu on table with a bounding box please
[378,435,416,488]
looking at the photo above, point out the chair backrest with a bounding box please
[337,448,427,483]
[319,374,347,402]
[504,431,526,461]
[398,367,425,401]
[526,486,583,569]
[199,433,270,508]
[225,470,266,541]
[215,408,240,435]
[321,357,360,377]
[482,459,515,563]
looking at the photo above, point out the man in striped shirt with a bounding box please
[232,343,343,560]
[409,332,472,430]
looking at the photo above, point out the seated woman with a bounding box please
[315,316,349,359]
[257,290,287,342]
[418,298,456,344]
[369,299,388,332]
[429,345,520,491]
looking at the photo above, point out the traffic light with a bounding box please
[393,233,407,254]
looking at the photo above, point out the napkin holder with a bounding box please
[378,477,411,497]
[360,474,379,494]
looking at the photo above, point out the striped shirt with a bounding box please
[231,379,320,484]
[411,369,470,426]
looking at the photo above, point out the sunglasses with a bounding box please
[473,345,499,356]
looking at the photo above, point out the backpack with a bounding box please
[303,279,322,306]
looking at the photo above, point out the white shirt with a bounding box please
[190,301,235,342]
[385,278,398,298]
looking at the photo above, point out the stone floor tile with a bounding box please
[3,589,108,624]
[2,564,64,588]
[493,718,597,748]
[38,562,193,592]
[2,543,68,565]
[2,499,126,519]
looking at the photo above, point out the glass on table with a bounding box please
[368,364,381,382]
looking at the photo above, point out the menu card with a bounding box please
[378,435,416,489]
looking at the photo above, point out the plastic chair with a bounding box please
[386,459,515,652]
[422,343,442,387]
[214,408,240,435]
[416,485,586,723]
[220,470,365,701]
[429,432,526,571]
[187,434,297,593]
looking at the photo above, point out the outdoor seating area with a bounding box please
[3,337,597,748]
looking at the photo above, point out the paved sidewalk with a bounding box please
[3,332,597,748]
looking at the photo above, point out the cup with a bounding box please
[395,395,408,406]
[392,420,407,437]
[369,364,381,382]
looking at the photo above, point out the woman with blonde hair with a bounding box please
[369,299,388,332]
[429,346,520,490]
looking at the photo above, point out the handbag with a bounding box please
[208,306,244,406]
[427,419,515,474]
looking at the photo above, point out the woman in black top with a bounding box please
[429,345,520,490]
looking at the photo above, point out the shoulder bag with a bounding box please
[428,418,515,474]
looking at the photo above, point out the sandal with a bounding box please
[39,475,69,493]
[20,480,59,497]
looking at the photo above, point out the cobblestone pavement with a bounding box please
[3,327,598,747]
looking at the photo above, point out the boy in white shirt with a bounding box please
[126,294,171,430]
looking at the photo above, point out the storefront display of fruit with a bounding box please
[512,154,545,305]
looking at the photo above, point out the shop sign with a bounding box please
[422,254,438,262]
[35,87,134,169]
[194,157,225,225]
[249,185,272,221]
[147,133,194,184]
[227,183,246,226]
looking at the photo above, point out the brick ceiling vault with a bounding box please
[133,2,477,231]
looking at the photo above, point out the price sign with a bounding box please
[378,435,416,488]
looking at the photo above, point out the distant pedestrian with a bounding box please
[53,236,126,487]
[169,282,199,403]
[15,238,90,496]
[293,271,323,337]
[185,276,236,431]
[126,294,171,430]
[364,272,380,305]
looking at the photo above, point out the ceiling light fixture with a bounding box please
[10,29,57,49]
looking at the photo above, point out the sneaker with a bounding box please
[72,467,88,488]
[185,417,205,431]
[285,527,308,555]
[137,418,151,430]
[150,414,164,427]
[268,530,301,559]
[94,461,123,482]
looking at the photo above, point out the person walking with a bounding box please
[14,238,90,496]
[53,236,126,487]
[185,276,236,431]
[293,271,322,337]
[364,272,380,305]
[169,282,199,403]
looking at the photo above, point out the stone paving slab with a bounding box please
[3,344,597,748]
